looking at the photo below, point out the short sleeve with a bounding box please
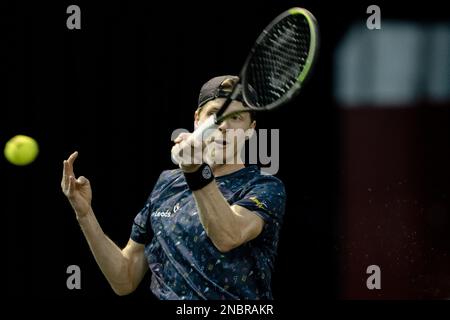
[233,176,286,224]
[129,170,175,244]
[130,201,151,244]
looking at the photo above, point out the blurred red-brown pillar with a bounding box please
[338,104,450,299]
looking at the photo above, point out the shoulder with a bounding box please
[234,167,286,220]
[246,167,286,195]
[158,168,183,182]
[149,168,184,196]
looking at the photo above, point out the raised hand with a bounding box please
[61,151,92,218]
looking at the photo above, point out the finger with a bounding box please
[174,132,191,143]
[68,176,76,197]
[171,144,181,157]
[190,137,202,149]
[171,144,182,164]
[62,160,69,190]
[66,151,78,177]
[66,150,78,161]
[67,151,78,168]
[64,160,75,188]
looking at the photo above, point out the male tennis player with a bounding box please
[61,75,286,300]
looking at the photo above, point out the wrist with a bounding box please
[180,163,202,173]
[76,207,94,224]
[183,163,214,191]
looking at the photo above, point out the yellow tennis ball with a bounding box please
[4,135,39,166]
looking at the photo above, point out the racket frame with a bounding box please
[190,7,319,143]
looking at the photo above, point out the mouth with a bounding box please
[214,139,229,146]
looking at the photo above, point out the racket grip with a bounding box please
[190,115,218,142]
[172,115,218,165]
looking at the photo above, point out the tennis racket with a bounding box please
[190,7,319,142]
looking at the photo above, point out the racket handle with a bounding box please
[190,114,218,142]
[172,115,218,165]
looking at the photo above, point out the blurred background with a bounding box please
[3,0,449,300]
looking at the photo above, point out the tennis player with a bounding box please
[61,75,286,300]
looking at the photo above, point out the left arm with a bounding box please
[192,180,264,253]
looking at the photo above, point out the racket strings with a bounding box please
[246,14,311,108]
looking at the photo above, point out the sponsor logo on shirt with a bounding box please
[152,210,172,217]
[249,197,268,210]
[152,202,180,218]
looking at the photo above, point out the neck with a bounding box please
[212,163,246,177]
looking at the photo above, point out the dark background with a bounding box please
[3,0,449,302]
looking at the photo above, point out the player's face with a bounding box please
[195,98,255,165]
[198,99,252,127]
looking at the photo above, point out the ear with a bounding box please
[194,109,200,130]
[245,121,256,140]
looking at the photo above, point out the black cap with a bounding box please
[197,75,239,108]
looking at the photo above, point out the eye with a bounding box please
[231,114,243,121]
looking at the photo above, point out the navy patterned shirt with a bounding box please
[130,165,286,300]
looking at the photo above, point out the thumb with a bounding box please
[174,132,191,143]
[77,176,89,185]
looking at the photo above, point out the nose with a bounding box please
[218,119,229,132]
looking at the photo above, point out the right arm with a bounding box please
[61,151,148,295]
